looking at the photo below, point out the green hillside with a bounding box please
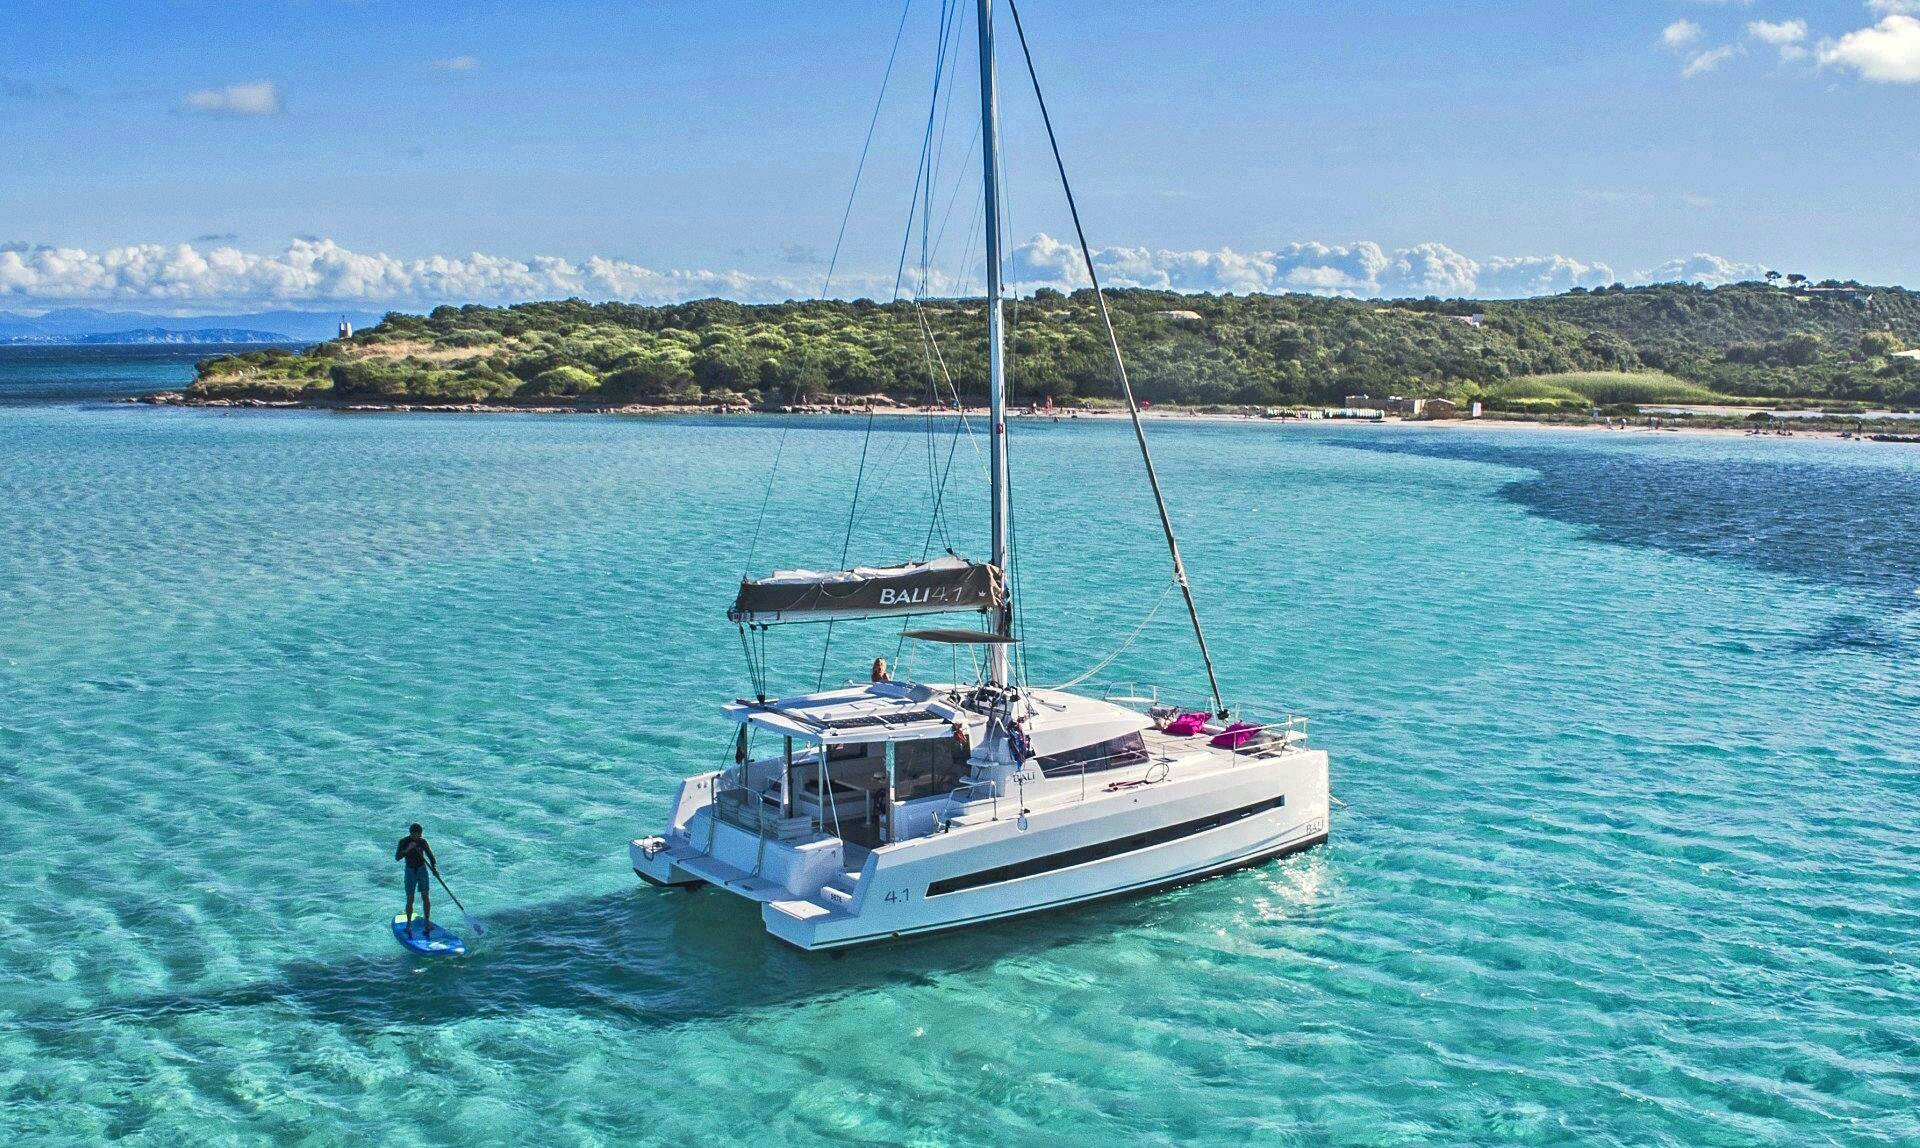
[187,281,1920,410]
[1482,371,1725,413]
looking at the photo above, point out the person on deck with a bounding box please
[395,823,439,936]
[871,657,891,683]
[1007,718,1034,765]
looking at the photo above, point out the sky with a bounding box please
[2,0,1918,313]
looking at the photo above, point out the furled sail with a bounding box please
[729,556,1003,626]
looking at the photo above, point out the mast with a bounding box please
[976,0,1013,686]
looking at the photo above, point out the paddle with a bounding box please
[431,869,486,937]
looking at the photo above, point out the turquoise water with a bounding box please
[2,355,1917,1145]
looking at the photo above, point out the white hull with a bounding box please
[632,704,1328,951]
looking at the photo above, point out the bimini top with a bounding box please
[899,628,1020,644]
[723,681,972,744]
[729,555,1003,626]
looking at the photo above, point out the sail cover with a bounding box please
[730,556,1003,625]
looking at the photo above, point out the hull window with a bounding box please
[925,794,1286,897]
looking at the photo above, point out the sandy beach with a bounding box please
[134,390,1915,443]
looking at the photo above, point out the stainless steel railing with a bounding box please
[936,778,1000,830]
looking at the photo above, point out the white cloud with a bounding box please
[1818,14,1920,81]
[1383,243,1484,296]
[0,238,814,309]
[180,80,281,116]
[431,55,480,72]
[1477,255,1619,297]
[1013,235,1620,299]
[0,235,1773,308]
[1747,18,1807,44]
[1748,18,1809,60]
[1638,253,1769,286]
[1663,19,1704,48]
[1683,44,1743,76]
[1868,1,1920,15]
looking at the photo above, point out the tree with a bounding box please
[1861,330,1903,358]
[1765,270,1781,284]
[691,345,754,392]
[1778,333,1821,367]
[605,358,694,400]
[1786,273,1807,286]
[329,361,405,395]
[526,365,599,397]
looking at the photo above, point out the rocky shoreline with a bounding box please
[129,392,1097,418]
[132,392,759,417]
[122,389,1920,442]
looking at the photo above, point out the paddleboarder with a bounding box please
[395,822,439,937]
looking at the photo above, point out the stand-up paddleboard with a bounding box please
[391,914,466,957]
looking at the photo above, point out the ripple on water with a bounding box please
[1,405,1917,1144]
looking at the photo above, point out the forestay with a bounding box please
[729,555,1003,625]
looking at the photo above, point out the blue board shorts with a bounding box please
[405,865,428,896]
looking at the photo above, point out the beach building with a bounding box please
[1421,397,1458,419]
[337,318,353,339]
[1345,394,1426,416]
[1785,284,1874,306]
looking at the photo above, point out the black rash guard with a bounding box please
[396,836,430,870]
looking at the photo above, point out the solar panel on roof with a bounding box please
[817,709,941,730]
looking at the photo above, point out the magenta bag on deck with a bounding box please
[1209,720,1260,748]
[1163,712,1209,736]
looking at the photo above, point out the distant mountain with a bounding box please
[0,327,294,346]
[0,307,387,343]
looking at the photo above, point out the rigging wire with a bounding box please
[737,426,786,703]
[840,408,883,572]
[927,124,983,281]
[822,0,916,298]
[892,0,959,302]
[920,0,968,300]
[818,406,883,689]
[912,306,967,556]
[1051,580,1176,691]
[741,426,790,578]
[997,100,1029,690]
[769,0,913,698]
[739,624,768,702]
[1005,0,1230,717]
[828,0,958,692]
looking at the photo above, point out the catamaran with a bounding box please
[629,0,1330,951]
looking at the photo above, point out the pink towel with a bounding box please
[1163,712,1209,736]
[1209,721,1260,749]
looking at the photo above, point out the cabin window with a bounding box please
[1038,732,1148,778]
[891,737,970,801]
